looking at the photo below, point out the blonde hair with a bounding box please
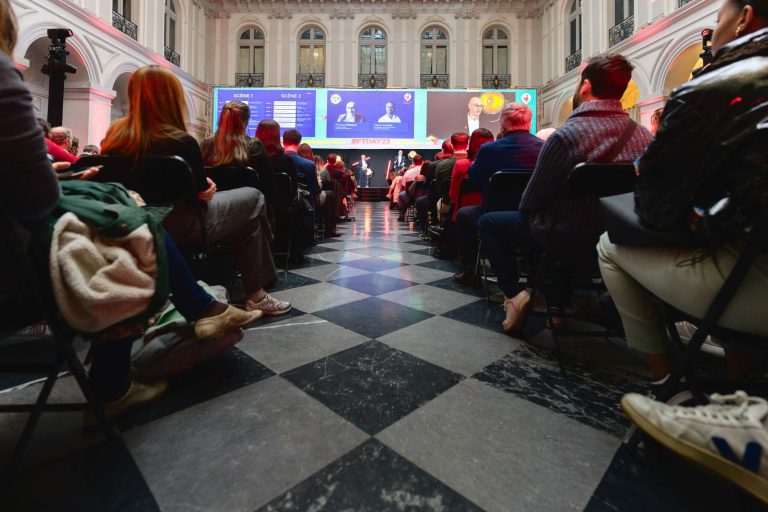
[204,100,250,167]
[101,65,187,158]
[0,0,17,57]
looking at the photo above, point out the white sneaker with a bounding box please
[622,391,768,504]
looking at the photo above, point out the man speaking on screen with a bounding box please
[337,101,366,122]
[378,102,401,123]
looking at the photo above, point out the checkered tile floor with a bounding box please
[0,202,759,511]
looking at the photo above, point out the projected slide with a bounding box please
[213,87,537,149]
[215,89,317,137]
[326,90,415,139]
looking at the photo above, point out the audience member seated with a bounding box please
[101,65,290,316]
[81,144,99,156]
[415,140,452,231]
[0,18,262,420]
[453,104,544,288]
[200,100,274,199]
[599,3,768,381]
[449,129,493,222]
[44,124,78,163]
[283,131,339,238]
[477,55,652,332]
[397,154,424,221]
[611,1,768,500]
[256,118,297,200]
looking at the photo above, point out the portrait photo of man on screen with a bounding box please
[337,101,366,122]
[378,102,401,123]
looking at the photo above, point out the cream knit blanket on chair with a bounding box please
[49,212,158,332]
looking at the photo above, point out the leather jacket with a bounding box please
[635,27,768,233]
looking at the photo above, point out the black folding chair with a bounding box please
[78,155,224,282]
[615,202,768,447]
[271,172,295,263]
[0,206,119,497]
[204,165,260,192]
[527,162,637,373]
[476,170,534,300]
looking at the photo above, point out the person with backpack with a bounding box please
[599,1,768,503]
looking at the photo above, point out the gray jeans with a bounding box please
[163,187,277,294]
[597,232,768,355]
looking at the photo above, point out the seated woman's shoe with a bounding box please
[245,294,291,316]
[85,379,167,427]
[194,305,263,340]
[502,290,531,333]
[547,307,567,329]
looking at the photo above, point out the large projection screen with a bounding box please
[213,88,537,150]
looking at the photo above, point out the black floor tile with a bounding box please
[117,347,274,431]
[585,444,764,511]
[330,273,417,296]
[337,257,407,273]
[313,297,433,339]
[4,440,159,512]
[268,271,321,292]
[416,259,462,273]
[282,341,462,434]
[410,247,435,256]
[283,257,337,271]
[305,245,337,254]
[259,439,482,511]
[473,344,646,437]
[425,276,486,296]
[440,298,509,332]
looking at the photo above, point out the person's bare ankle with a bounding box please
[200,301,228,319]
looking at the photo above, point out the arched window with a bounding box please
[569,0,582,55]
[298,26,325,85]
[164,0,180,65]
[420,26,448,88]
[238,28,265,75]
[482,27,509,80]
[359,26,387,84]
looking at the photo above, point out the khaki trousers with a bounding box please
[597,232,768,355]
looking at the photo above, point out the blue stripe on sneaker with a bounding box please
[713,436,762,473]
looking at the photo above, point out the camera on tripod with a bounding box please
[41,28,77,75]
[691,28,714,77]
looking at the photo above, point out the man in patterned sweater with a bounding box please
[476,53,653,334]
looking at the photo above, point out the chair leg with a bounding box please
[1,351,65,485]
[62,341,118,443]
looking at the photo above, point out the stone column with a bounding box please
[62,82,116,148]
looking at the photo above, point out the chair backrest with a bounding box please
[203,165,259,192]
[78,155,197,205]
[564,163,636,201]
[273,172,294,200]
[436,178,451,203]
[485,169,534,212]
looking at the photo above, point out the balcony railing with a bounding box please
[420,74,449,89]
[565,49,582,73]
[112,10,137,40]
[235,73,264,87]
[482,74,512,89]
[609,15,634,47]
[678,0,694,7]
[296,73,325,88]
[358,74,387,88]
[164,46,180,67]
